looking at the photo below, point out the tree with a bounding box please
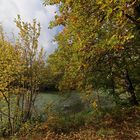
[0,26,24,135]
[15,15,45,121]
[44,0,140,105]
[0,17,46,135]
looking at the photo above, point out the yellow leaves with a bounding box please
[109,0,113,3]
[14,88,20,94]
[43,0,60,5]
[96,0,103,5]
[92,101,98,109]
[100,4,107,10]
[66,0,72,5]
[0,33,23,97]
[0,93,3,98]
[94,19,98,26]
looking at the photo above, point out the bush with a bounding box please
[46,109,98,133]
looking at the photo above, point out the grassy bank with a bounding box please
[3,106,140,140]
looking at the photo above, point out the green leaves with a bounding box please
[45,0,140,104]
[0,17,46,133]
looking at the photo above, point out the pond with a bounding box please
[35,91,84,114]
[0,90,117,121]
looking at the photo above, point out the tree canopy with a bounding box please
[44,0,140,105]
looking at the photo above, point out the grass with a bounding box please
[9,106,140,140]
[1,90,138,139]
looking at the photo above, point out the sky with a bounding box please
[0,0,61,55]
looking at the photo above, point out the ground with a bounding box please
[14,107,140,140]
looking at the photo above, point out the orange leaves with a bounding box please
[56,16,65,25]
[69,15,78,24]
[113,45,125,51]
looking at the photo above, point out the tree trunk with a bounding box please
[124,69,138,105]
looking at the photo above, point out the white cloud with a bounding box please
[0,0,60,54]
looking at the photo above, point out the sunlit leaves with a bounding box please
[45,0,140,104]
